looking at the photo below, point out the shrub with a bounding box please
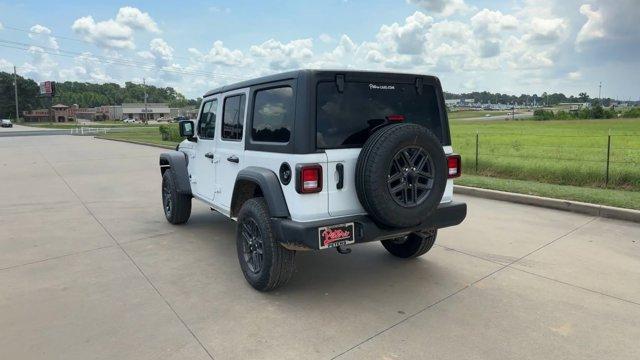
[622,107,640,118]
[159,124,181,142]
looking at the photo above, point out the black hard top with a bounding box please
[203,69,440,97]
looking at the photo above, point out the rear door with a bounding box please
[316,78,447,217]
[213,89,248,213]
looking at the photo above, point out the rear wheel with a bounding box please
[381,229,437,258]
[162,171,191,224]
[236,198,296,291]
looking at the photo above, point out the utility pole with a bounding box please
[143,77,148,123]
[13,66,20,121]
[598,81,602,101]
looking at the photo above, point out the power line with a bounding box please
[0,39,246,80]
[1,23,206,63]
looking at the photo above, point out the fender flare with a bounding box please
[233,167,290,218]
[159,151,192,195]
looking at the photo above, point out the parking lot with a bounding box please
[1,135,639,360]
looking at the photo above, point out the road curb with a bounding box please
[454,185,640,223]
[94,136,176,150]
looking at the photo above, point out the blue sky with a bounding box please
[1,0,638,99]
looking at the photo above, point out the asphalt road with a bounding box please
[1,135,639,360]
[0,124,69,137]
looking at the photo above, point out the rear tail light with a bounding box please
[386,114,405,122]
[296,164,323,193]
[447,154,461,178]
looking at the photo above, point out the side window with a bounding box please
[197,99,218,139]
[252,86,293,143]
[222,94,246,141]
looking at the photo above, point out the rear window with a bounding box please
[252,86,293,143]
[222,94,246,141]
[316,82,444,149]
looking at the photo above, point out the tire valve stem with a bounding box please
[336,245,352,254]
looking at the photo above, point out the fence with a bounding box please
[454,132,640,190]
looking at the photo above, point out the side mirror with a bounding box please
[179,120,196,141]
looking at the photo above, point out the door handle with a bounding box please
[227,155,239,163]
[204,152,214,159]
[336,163,344,190]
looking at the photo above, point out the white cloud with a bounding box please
[376,11,433,55]
[470,9,517,36]
[28,24,60,50]
[0,21,4,31]
[115,7,160,33]
[525,17,568,44]
[72,7,159,49]
[250,38,313,70]
[0,58,12,71]
[576,4,604,46]
[567,71,582,80]
[318,33,334,43]
[150,38,174,60]
[189,41,251,66]
[407,0,470,17]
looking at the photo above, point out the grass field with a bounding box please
[450,118,640,191]
[457,175,640,210]
[96,127,177,148]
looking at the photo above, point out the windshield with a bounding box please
[316,81,445,149]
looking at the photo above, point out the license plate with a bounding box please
[318,222,355,249]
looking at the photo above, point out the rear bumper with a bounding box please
[272,201,467,250]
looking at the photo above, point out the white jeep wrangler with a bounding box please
[159,70,466,291]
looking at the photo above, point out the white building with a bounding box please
[121,103,170,120]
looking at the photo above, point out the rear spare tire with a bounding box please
[355,123,447,228]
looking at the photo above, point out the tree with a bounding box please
[0,71,43,119]
[578,92,590,102]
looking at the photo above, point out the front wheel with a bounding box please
[381,229,437,258]
[162,171,191,224]
[236,198,296,291]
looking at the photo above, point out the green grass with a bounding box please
[96,127,178,148]
[457,174,640,210]
[24,122,147,129]
[448,110,509,120]
[450,118,640,190]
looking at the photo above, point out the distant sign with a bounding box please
[39,81,55,96]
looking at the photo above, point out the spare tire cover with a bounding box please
[355,123,447,228]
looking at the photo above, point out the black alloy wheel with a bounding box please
[240,217,264,274]
[162,181,173,218]
[387,146,435,207]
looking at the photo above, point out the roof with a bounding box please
[121,103,169,108]
[52,104,69,108]
[203,69,438,97]
[204,70,300,97]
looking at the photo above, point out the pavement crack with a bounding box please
[0,245,115,272]
[36,147,216,360]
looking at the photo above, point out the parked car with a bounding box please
[122,118,137,123]
[1,119,13,128]
[159,70,466,291]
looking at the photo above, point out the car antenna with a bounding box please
[415,77,423,95]
[336,74,345,93]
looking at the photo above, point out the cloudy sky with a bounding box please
[0,0,638,99]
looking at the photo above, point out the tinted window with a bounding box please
[252,87,294,143]
[316,82,443,148]
[222,94,246,140]
[197,99,218,139]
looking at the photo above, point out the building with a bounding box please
[23,104,77,122]
[121,103,170,121]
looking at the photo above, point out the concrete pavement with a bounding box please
[0,135,638,359]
